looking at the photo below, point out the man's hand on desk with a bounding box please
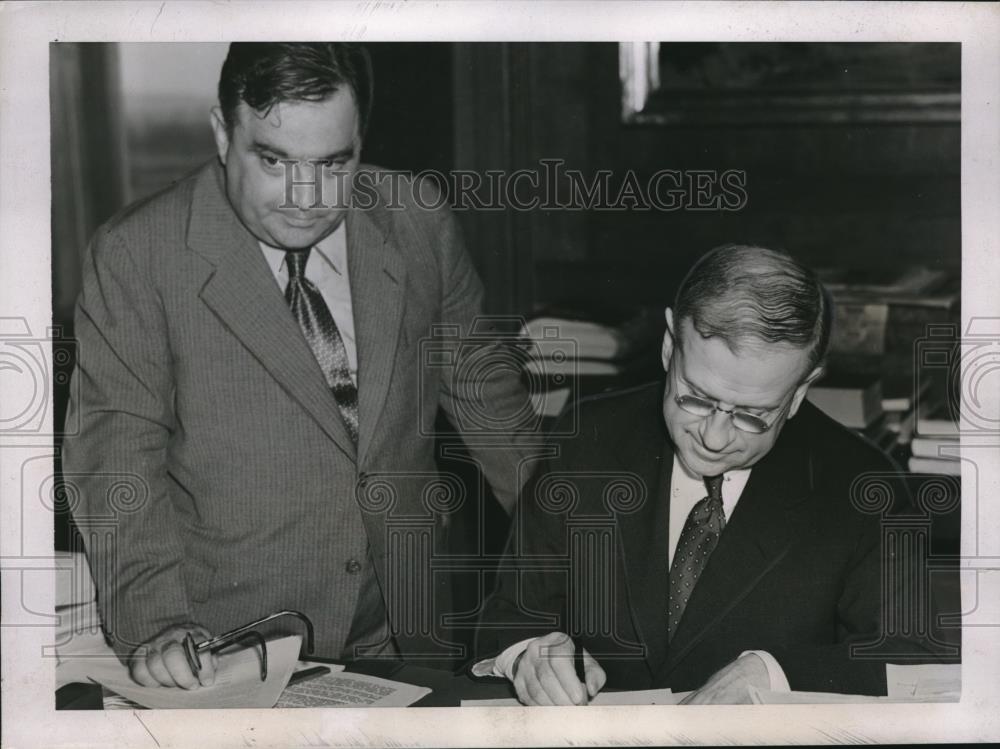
[129,623,219,689]
[679,653,770,704]
[512,631,606,706]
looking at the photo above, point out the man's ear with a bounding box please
[661,308,676,372]
[209,106,230,166]
[787,364,825,419]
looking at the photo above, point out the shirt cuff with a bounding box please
[470,638,536,680]
[740,650,791,692]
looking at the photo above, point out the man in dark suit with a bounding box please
[63,43,533,688]
[477,244,949,704]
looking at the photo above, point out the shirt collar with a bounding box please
[258,220,347,277]
[671,453,752,493]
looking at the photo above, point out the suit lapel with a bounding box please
[188,163,357,460]
[656,430,814,682]
[614,394,674,676]
[346,195,407,465]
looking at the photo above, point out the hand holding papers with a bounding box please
[89,635,303,709]
[180,609,315,684]
[126,609,314,689]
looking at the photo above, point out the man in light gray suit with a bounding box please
[63,43,534,688]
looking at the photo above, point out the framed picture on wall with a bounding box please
[620,42,960,125]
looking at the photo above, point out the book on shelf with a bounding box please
[521,304,661,362]
[524,357,627,377]
[855,413,899,455]
[910,435,961,461]
[908,455,962,477]
[807,372,883,429]
[818,266,957,307]
[916,400,961,437]
[880,375,933,413]
[884,408,916,444]
[524,353,663,417]
[520,303,664,422]
[525,321,634,361]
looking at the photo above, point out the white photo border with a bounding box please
[2,1,998,746]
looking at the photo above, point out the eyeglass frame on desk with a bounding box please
[182,610,315,682]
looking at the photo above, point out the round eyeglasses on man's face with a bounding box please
[672,393,777,434]
[666,336,795,435]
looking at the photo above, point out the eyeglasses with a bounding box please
[668,353,792,435]
[182,609,314,682]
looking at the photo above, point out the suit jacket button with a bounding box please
[346,558,362,574]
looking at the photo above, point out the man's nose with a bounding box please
[700,409,733,452]
[290,162,321,209]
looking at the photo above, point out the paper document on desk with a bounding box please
[55,602,116,688]
[748,685,892,704]
[748,663,962,704]
[275,671,430,707]
[461,687,688,706]
[886,663,961,701]
[88,635,301,708]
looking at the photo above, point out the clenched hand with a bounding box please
[129,623,219,689]
[680,653,770,704]
[512,631,606,705]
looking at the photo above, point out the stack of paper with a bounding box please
[86,635,303,709]
[886,663,961,701]
[461,687,689,706]
[276,670,430,708]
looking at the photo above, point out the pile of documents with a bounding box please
[55,552,430,709]
[519,305,662,417]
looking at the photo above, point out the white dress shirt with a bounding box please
[259,222,358,386]
[476,455,790,693]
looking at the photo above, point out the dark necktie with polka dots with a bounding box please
[667,474,726,641]
[285,248,359,445]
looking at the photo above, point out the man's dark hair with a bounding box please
[218,42,373,136]
[673,243,833,374]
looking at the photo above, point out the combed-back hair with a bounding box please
[673,244,833,373]
[218,42,373,136]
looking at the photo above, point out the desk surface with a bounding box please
[57,659,962,709]
[56,660,516,710]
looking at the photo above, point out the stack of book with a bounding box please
[807,372,884,430]
[806,372,898,454]
[810,264,961,467]
[908,401,961,476]
[519,305,663,417]
[878,375,935,448]
[817,265,960,393]
[819,266,953,304]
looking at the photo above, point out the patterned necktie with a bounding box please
[285,248,359,444]
[667,474,726,641]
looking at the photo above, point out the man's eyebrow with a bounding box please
[251,141,290,159]
[681,372,782,412]
[250,142,355,162]
[312,146,356,162]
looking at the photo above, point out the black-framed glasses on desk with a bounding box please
[182,610,315,682]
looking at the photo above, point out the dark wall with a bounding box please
[522,44,960,307]
[365,43,453,173]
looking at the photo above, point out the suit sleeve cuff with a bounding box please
[470,638,535,680]
[740,650,791,692]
